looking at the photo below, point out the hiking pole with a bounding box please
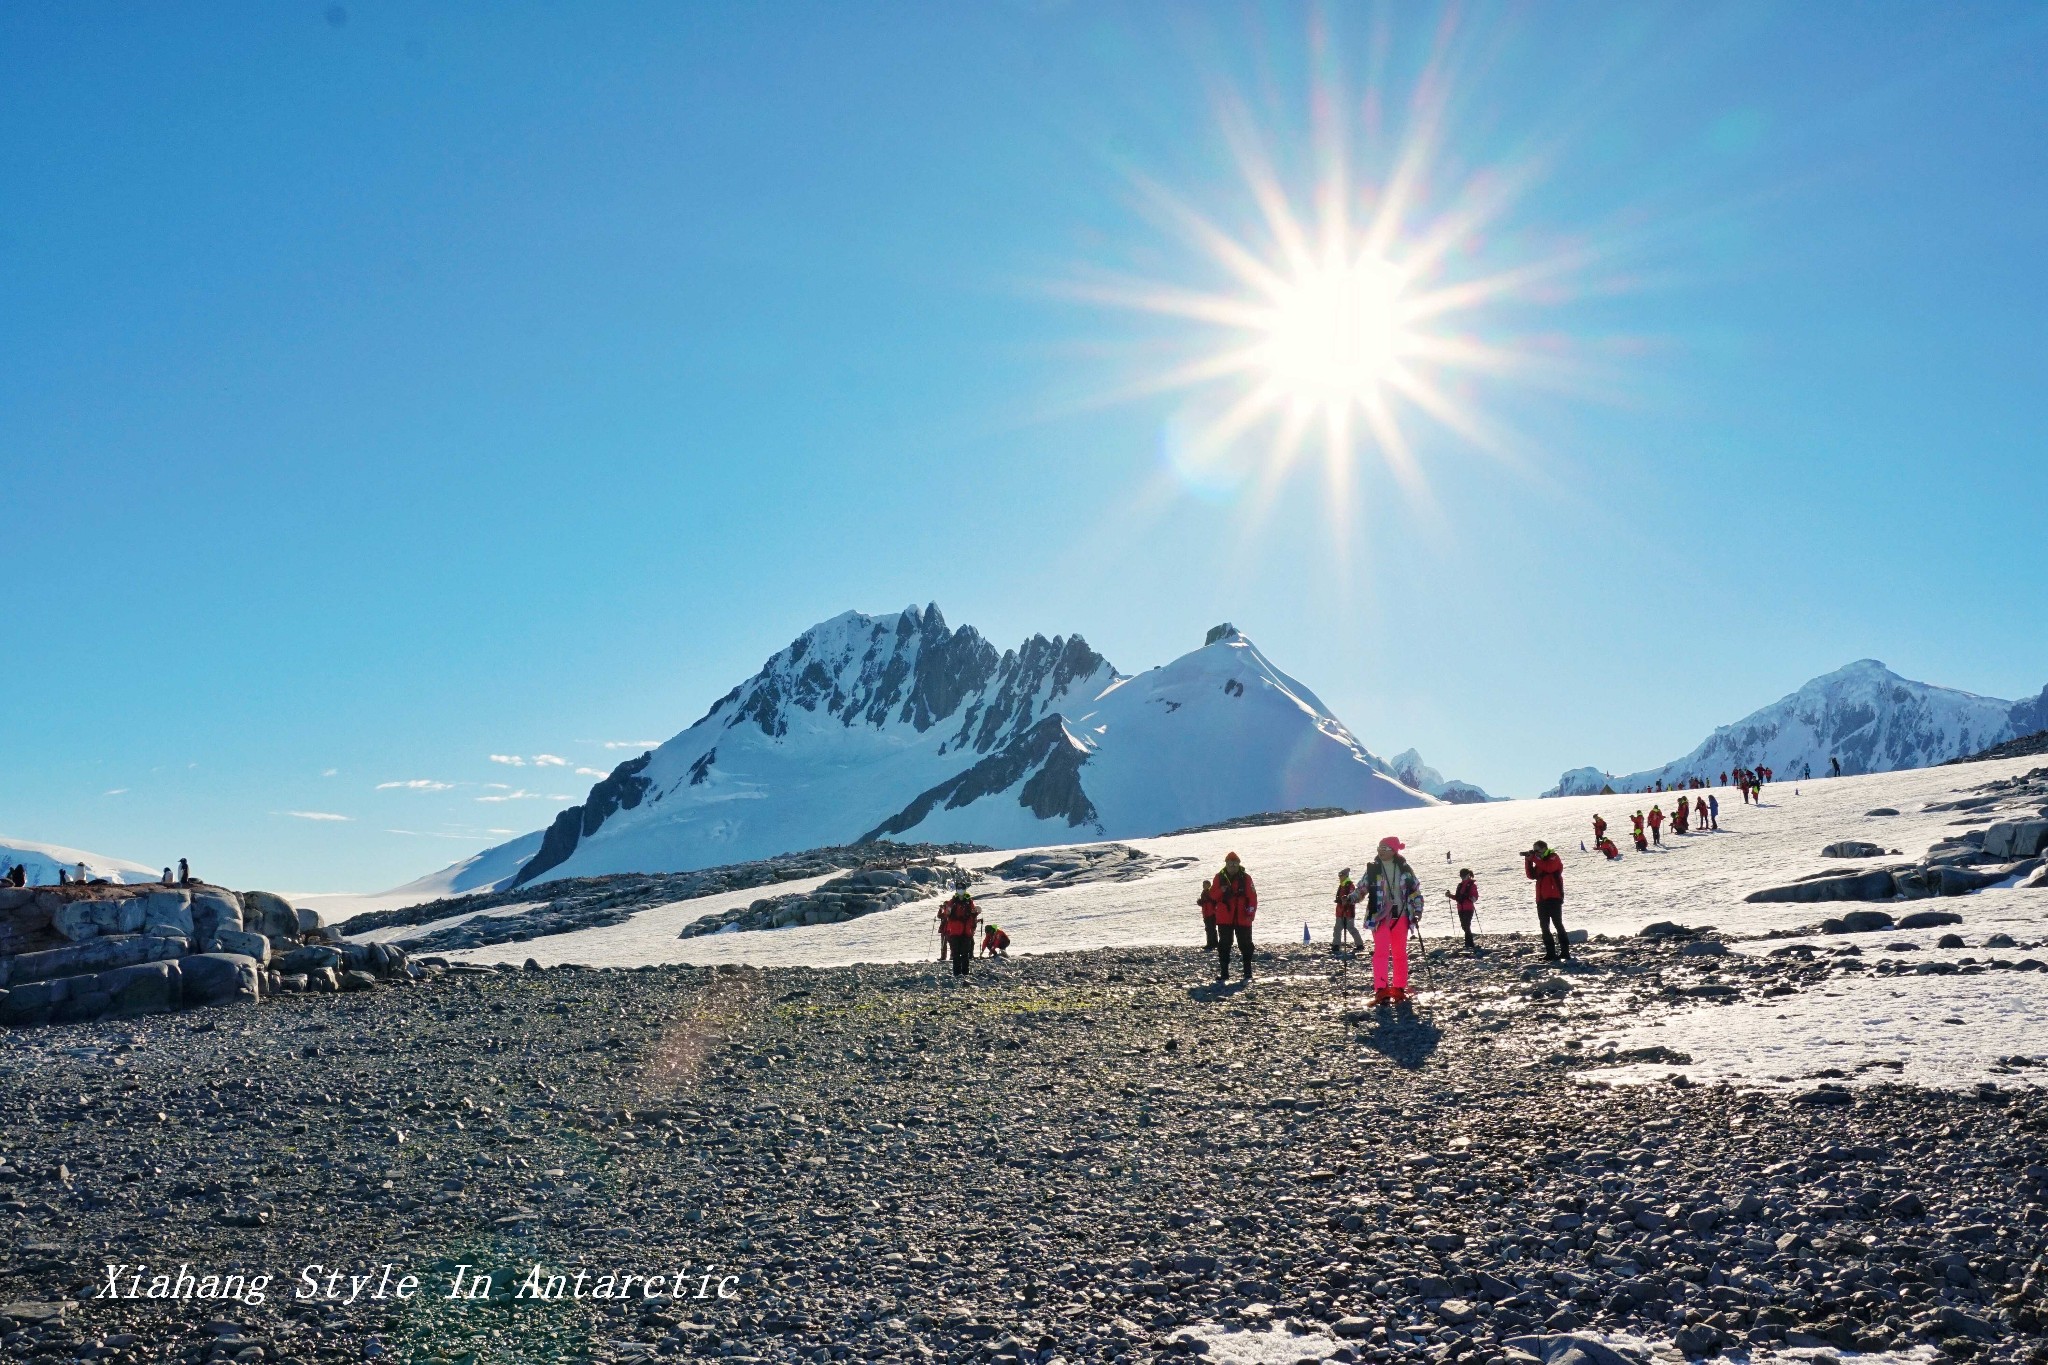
[1411,917,1434,987]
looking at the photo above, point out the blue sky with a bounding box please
[4,3,2044,891]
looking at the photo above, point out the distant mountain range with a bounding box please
[1547,659,2048,796]
[466,607,1459,889]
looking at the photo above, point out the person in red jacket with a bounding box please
[1445,868,1480,951]
[1630,811,1648,853]
[1596,834,1623,860]
[1210,852,1257,983]
[937,888,980,977]
[979,923,1010,958]
[1523,840,1570,961]
[1197,878,1220,951]
[1647,804,1665,846]
[1592,814,1608,846]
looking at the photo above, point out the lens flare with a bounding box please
[1065,14,1613,538]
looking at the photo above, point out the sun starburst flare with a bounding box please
[1066,27,1615,540]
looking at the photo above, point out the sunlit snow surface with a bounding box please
[1180,1324,1943,1365]
[418,757,2047,1092]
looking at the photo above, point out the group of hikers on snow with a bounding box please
[1591,794,1721,858]
[932,758,1807,981]
[1192,836,1574,1001]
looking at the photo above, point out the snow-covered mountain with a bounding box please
[0,835,163,886]
[1546,660,2045,796]
[454,607,1430,890]
[1387,749,1495,804]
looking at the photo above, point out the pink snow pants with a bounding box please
[1373,917,1410,991]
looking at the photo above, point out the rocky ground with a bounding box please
[3,929,2044,1365]
[342,844,990,955]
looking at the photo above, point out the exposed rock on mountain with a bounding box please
[1548,660,2045,795]
[444,607,1431,891]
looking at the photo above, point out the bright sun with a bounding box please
[1255,251,1411,409]
[1071,37,1588,518]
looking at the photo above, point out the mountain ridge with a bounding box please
[488,608,1433,889]
[1546,659,2045,795]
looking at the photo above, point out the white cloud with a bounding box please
[533,753,568,767]
[376,779,455,791]
[385,829,487,840]
[483,782,512,790]
[576,767,607,777]
[105,787,129,796]
[489,754,526,766]
[476,789,544,803]
[487,828,517,835]
[604,740,661,750]
[285,810,353,822]
[322,768,339,778]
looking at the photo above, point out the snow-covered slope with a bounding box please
[1547,659,2042,795]
[1388,749,1495,804]
[420,754,2048,1092]
[441,608,1430,890]
[863,627,1431,847]
[504,605,1121,885]
[0,835,163,886]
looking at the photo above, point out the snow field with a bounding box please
[422,755,2047,1091]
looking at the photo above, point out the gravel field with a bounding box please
[4,932,2044,1365]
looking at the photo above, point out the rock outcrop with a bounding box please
[0,881,412,1028]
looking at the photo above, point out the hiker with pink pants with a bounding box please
[1364,836,1424,1006]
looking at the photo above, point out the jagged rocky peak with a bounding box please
[701,604,1112,750]
[1205,622,1241,647]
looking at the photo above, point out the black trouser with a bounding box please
[947,935,972,976]
[1458,908,1476,949]
[1216,923,1253,979]
[1537,898,1568,959]
[1204,919,1218,951]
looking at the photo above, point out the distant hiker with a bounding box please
[1671,799,1689,835]
[177,857,190,886]
[1211,852,1257,983]
[1523,840,1569,961]
[1830,755,1842,778]
[1647,805,1665,846]
[1445,868,1480,951]
[938,888,979,977]
[1630,811,1648,853]
[160,867,174,885]
[1592,814,1608,845]
[1596,835,1623,861]
[1706,793,1720,830]
[1694,795,1708,831]
[1364,837,1422,1004]
[979,923,1010,958]
[1331,868,1364,957]
[1197,878,1220,951]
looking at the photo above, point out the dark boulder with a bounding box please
[1746,869,1896,903]
[1818,909,1896,935]
[1895,910,1963,930]
[181,953,261,1008]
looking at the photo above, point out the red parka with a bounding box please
[1524,850,1565,902]
[1211,868,1257,927]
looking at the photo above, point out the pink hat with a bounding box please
[1378,836,1405,852]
